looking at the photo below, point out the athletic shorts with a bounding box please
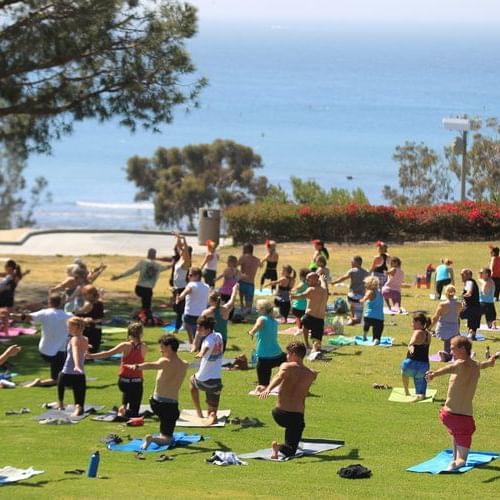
[381,287,401,304]
[190,375,223,407]
[480,302,497,323]
[460,305,481,331]
[439,407,476,448]
[301,313,324,341]
[347,292,363,303]
[291,307,305,320]
[239,281,255,301]
[150,397,179,438]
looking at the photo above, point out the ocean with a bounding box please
[25,19,500,229]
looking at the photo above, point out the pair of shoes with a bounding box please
[230,417,241,425]
[64,469,85,475]
[5,407,30,415]
[100,434,122,445]
[134,452,146,460]
[240,417,263,428]
[372,383,392,390]
[156,454,173,462]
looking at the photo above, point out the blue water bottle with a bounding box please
[87,451,100,478]
[251,349,257,366]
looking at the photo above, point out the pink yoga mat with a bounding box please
[0,327,37,337]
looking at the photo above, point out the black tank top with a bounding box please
[463,279,480,307]
[374,254,388,273]
[407,331,430,362]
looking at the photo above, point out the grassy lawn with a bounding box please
[1,241,499,499]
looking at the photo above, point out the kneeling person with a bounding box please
[190,315,224,426]
[125,334,188,449]
[260,341,318,459]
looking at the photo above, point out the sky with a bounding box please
[188,0,500,23]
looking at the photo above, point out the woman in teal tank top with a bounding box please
[360,276,385,345]
[248,300,286,393]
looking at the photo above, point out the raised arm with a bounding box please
[248,316,265,337]
[426,360,459,381]
[221,283,239,317]
[0,344,21,366]
[124,357,166,371]
[111,261,141,281]
[259,365,287,398]
[330,272,350,285]
[86,342,129,360]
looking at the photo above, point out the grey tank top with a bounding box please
[436,299,460,340]
[62,340,86,375]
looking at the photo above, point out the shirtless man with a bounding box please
[124,334,188,449]
[291,273,328,348]
[426,336,499,470]
[190,315,224,426]
[260,341,318,459]
[238,243,261,315]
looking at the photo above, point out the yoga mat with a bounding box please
[92,412,124,422]
[254,289,273,296]
[177,343,192,352]
[388,388,437,403]
[176,409,231,427]
[0,327,37,337]
[383,307,408,316]
[459,332,486,341]
[162,323,176,332]
[279,327,301,336]
[102,326,128,335]
[240,438,344,461]
[108,432,203,452]
[189,358,235,369]
[407,450,499,474]
[328,335,356,346]
[479,324,499,332]
[248,386,280,396]
[354,336,393,347]
[34,404,104,422]
[0,466,44,485]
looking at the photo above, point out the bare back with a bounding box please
[239,254,261,283]
[154,356,188,401]
[277,362,317,413]
[305,286,328,319]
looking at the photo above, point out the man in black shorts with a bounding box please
[291,273,328,348]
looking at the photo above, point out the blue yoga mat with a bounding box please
[407,449,499,474]
[354,336,393,347]
[162,323,176,332]
[108,432,203,452]
[459,332,486,341]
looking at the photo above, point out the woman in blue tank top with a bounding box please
[248,300,286,393]
[360,276,385,345]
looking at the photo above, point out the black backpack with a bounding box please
[337,464,372,479]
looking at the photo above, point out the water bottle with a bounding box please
[87,451,100,478]
[485,346,491,359]
[251,349,257,366]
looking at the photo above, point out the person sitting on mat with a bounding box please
[124,334,188,449]
[260,341,318,460]
[426,337,499,471]
[57,317,88,417]
[87,322,148,418]
[248,299,286,394]
[401,312,432,401]
[190,315,224,426]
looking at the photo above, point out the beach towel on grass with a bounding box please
[248,386,280,396]
[388,388,437,403]
[254,289,273,297]
[34,404,104,422]
[407,450,498,474]
[460,332,486,341]
[383,307,408,316]
[0,327,36,338]
[176,409,231,428]
[0,466,44,485]
[240,438,344,461]
[328,336,356,346]
[108,432,203,452]
[354,336,393,347]
[102,326,128,335]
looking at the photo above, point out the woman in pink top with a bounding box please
[382,257,404,312]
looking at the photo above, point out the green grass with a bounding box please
[1,241,499,499]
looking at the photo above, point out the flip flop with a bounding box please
[64,469,85,475]
[134,452,146,460]
[156,454,173,462]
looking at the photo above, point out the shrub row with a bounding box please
[224,201,500,243]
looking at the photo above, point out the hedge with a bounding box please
[224,201,500,243]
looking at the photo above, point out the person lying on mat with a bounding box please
[426,337,499,471]
[87,322,148,418]
[0,344,21,366]
[260,341,318,460]
[124,334,187,449]
[190,315,224,426]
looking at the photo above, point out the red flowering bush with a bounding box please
[225,202,500,243]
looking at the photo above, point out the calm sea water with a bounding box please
[25,20,500,229]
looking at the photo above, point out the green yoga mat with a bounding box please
[388,388,437,403]
[102,326,128,335]
[327,335,356,346]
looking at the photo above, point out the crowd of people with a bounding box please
[0,238,499,465]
